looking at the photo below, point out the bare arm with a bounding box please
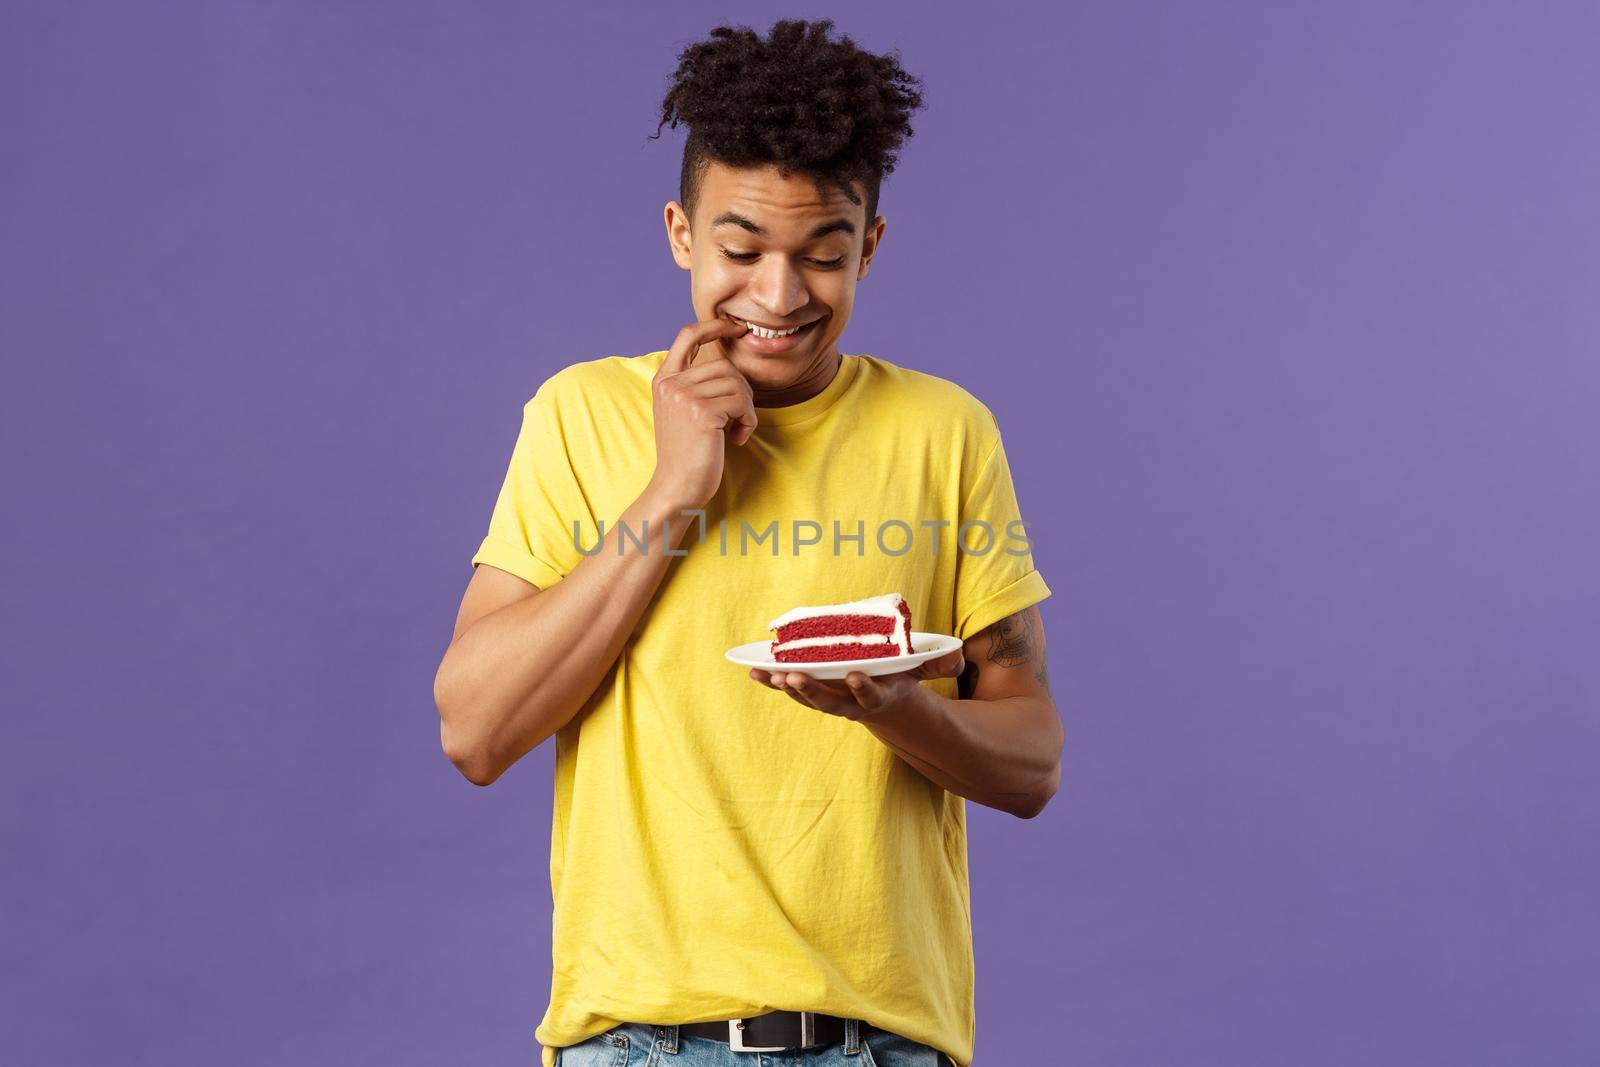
[436,487,703,786]
[861,604,1061,818]
[436,317,754,786]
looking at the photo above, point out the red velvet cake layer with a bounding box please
[773,641,901,663]
[772,613,896,644]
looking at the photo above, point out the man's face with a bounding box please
[665,161,886,388]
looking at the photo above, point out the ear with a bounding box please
[664,201,693,271]
[858,215,887,280]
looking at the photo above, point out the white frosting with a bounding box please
[767,592,909,655]
[767,592,906,631]
[773,634,892,653]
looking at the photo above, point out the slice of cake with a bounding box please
[767,593,914,664]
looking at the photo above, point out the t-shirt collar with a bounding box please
[753,353,860,426]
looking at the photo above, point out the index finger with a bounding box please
[659,317,750,377]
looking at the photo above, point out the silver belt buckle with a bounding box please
[729,1012,815,1052]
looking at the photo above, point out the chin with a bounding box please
[727,352,788,378]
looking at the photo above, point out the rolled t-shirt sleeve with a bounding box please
[470,382,592,590]
[952,421,1052,641]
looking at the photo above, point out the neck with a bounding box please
[752,349,842,408]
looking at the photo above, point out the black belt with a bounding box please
[676,1010,888,1052]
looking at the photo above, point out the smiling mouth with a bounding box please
[726,313,819,334]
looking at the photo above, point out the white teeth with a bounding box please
[737,318,804,339]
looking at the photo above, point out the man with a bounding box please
[434,19,1060,1067]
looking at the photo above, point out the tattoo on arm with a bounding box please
[987,610,1036,667]
[965,608,1051,696]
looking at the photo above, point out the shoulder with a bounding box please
[524,352,660,412]
[854,354,1003,448]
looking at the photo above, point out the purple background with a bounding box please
[4,2,1597,1063]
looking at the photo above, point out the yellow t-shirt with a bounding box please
[470,349,1051,1067]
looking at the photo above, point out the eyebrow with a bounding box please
[711,211,856,240]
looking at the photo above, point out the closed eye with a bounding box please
[720,249,846,269]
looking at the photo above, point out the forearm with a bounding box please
[859,688,1062,817]
[437,487,696,782]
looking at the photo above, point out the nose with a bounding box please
[745,256,812,320]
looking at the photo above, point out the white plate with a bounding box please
[725,631,964,681]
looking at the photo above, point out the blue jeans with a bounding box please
[553,1019,953,1067]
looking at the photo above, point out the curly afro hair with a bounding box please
[649,18,927,231]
